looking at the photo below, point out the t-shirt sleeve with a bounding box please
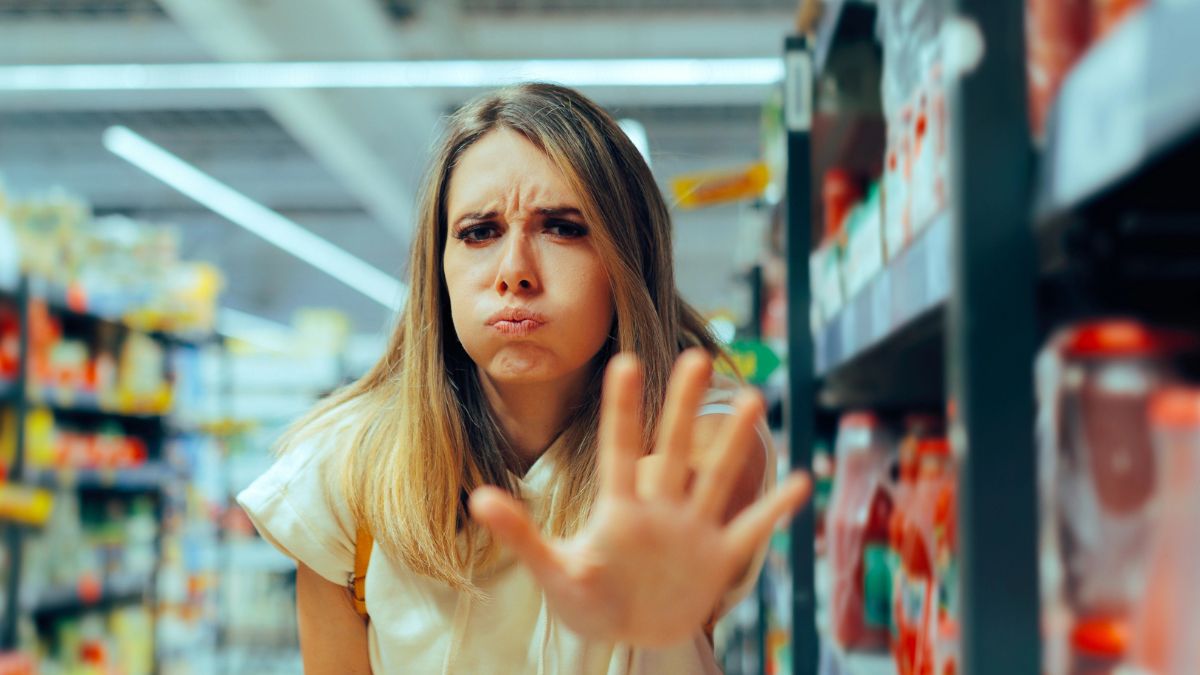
[698,376,778,618]
[236,427,357,587]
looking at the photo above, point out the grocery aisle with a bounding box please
[0,2,791,674]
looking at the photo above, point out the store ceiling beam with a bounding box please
[392,12,794,59]
[154,0,438,240]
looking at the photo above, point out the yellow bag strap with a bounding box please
[352,527,372,619]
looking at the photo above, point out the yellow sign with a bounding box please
[671,162,771,209]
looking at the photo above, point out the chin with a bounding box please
[481,345,587,385]
[476,343,545,375]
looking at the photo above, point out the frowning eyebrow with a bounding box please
[537,206,585,219]
[451,206,584,228]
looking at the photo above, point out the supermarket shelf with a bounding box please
[29,280,219,348]
[25,464,172,492]
[813,213,950,406]
[829,650,896,675]
[1037,0,1200,222]
[29,389,167,422]
[25,572,152,617]
[813,0,878,73]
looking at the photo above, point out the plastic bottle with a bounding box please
[1092,0,1145,39]
[898,438,952,675]
[1025,0,1092,139]
[826,411,894,651]
[931,465,959,675]
[1042,320,1192,673]
[889,415,941,668]
[1127,387,1200,674]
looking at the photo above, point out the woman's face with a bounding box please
[443,127,615,387]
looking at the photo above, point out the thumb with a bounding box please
[469,486,560,581]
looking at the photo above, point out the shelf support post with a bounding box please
[945,1,1042,673]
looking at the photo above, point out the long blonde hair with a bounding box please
[277,83,724,590]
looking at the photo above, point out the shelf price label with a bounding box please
[671,162,771,210]
[0,483,54,527]
[719,340,783,386]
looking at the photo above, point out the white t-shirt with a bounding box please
[237,379,774,674]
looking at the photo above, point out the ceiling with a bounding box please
[0,0,791,337]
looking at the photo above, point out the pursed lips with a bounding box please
[486,307,548,336]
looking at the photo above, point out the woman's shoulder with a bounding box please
[235,408,363,585]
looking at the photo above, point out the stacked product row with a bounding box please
[808,0,1151,331]
[0,184,221,337]
[822,411,958,675]
[819,319,1200,675]
[809,0,953,327]
[0,182,229,673]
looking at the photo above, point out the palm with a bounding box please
[469,351,810,646]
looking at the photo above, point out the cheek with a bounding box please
[561,257,615,350]
[442,256,479,342]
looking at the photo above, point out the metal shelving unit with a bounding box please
[784,33,819,675]
[786,1,1200,673]
[24,464,175,493]
[0,275,220,670]
[25,571,153,618]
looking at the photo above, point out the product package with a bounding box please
[1036,320,1194,674]
[826,412,894,651]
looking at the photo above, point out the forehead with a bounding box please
[446,128,583,216]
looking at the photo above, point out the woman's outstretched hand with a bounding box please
[468,350,811,647]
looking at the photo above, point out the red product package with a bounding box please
[827,412,893,651]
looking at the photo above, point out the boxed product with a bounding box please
[843,184,886,299]
[810,237,845,329]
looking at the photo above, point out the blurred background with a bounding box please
[0,0,1198,674]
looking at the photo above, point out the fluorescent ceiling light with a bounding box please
[0,59,782,91]
[617,118,651,168]
[218,307,294,353]
[103,125,407,309]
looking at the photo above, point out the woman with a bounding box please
[238,82,810,674]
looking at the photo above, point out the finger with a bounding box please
[469,486,561,582]
[597,354,644,499]
[690,390,765,520]
[651,349,712,499]
[723,473,812,564]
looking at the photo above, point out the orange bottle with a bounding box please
[898,438,951,675]
[890,415,941,670]
[932,469,959,675]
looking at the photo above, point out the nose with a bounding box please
[494,230,540,295]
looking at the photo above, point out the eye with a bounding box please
[546,220,588,239]
[454,223,500,243]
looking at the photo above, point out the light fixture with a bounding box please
[617,118,652,168]
[102,126,407,310]
[218,307,295,353]
[0,58,783,92]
